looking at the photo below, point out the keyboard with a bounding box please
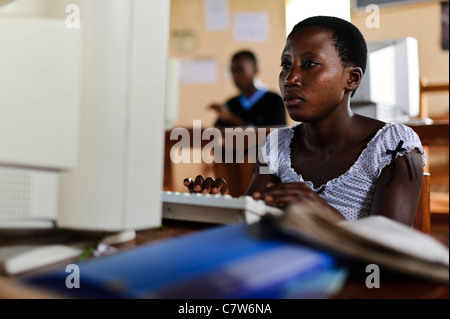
[161,191,283,225]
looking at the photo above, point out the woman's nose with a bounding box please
[284,67,302,87]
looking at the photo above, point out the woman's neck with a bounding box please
[301,106,356,149]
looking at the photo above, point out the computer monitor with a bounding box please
[0,0,170,233]
[351,37,420,123]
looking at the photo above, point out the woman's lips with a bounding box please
[284,93,304,107]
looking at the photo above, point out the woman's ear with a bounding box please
[345,66,363,94]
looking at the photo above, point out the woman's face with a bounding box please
[279,26,350,123]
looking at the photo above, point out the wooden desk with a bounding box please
[1,219,448,299]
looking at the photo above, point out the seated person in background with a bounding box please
[185,16,426,227]
[211,50,286,127]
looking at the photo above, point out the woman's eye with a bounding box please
[280,63,290,70]
[302,60,317,68]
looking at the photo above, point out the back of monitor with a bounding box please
[0,14,79,229]
[0,0,170,232]
[57,0,170,231]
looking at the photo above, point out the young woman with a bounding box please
[185,16,426,226]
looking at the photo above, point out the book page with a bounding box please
[338,216,449,266]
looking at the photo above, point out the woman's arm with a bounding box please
[370,148,424,226]
[209,103,248,126]
[252,182,345,221]
[245,160,281,196]
[246,153,344,221]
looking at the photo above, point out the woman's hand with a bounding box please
[252,182,345,221]
[183,175,229,195]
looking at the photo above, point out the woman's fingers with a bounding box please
[252,182,277,199]
[265,193,302,205]
[183,178,194,193]
[194,175,205,192]
[183,176,229,195]
[183,175,204,193]
[201,177,215,194]
[211,178,229,195]
[253,182,316,206]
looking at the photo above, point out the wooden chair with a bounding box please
[413,172,431,234]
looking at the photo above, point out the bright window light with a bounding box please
[285,0,351,35]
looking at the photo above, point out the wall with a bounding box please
[169,0,287,128]
[171,0,448,127]
[4,0,447,121]
[351,1,449,118]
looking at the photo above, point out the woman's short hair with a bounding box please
[292,16,367,77]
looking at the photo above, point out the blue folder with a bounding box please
[24,222,348,299]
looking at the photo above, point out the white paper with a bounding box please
[204,0,229,32]
[180,59,218,84]
[233,12,269,42]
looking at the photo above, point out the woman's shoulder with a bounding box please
[355,116,421,146]
[372,121,423,145]
[266,123,297,136]
[355,115,385,136]
[363,120,426,164]
[263,124,296,149]
[353,117,427,177]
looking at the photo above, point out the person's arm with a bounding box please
[370,149,424,226]
[245,160,281,196]
[249,159,342,222]
[209,103,248,126]
[252,182,345,221]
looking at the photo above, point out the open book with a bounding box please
[262,203,449,282]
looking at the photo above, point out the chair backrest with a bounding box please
[413,172,431,233]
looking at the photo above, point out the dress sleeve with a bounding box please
[260,128,278,177]
[260,126,294,178]
[367,123,427,180]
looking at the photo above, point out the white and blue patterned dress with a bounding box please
[261,122,427,220]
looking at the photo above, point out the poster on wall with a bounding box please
[233,12,269,42]
[204,0,230,32]
[442,1,449,50]
[180,58,218,84]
